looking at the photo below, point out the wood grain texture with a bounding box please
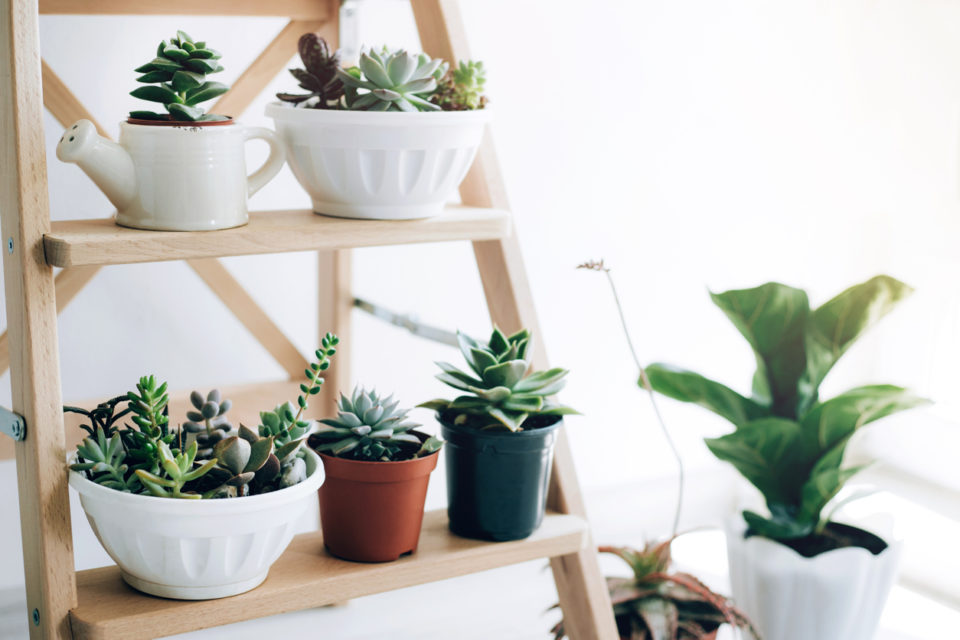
[43,206,511,267]
[69,510,588,640]
[1,0,77,637]
[187,258,306,381]
[41,59,108,136]
[412,3,617,638]
[38,0,332,19]
[316,250,351,415]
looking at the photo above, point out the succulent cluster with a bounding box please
[68,330,340,500]
[552,541,758,640]
[182,389,232,457]
[277,35,487,112]
[130,30,229,122]
[420,328,577,432]
[276,33,344,108]
[310,387,442,462]
[431,60,488,111]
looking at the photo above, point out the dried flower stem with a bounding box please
[578,259,684,539]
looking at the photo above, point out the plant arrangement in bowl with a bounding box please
[266,33,491,220]
[307,386,442,562]
[419,327,576,541]
[66,334,340,600]
[56,29,284,231]
[632,274,926,640]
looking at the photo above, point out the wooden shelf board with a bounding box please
[69,510,588,640]
[43,206,511,268]
[39,0,333,19]
[0,380,308,461]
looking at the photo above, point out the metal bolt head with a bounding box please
[32,608,39,626]
[13,419,23,440]
[6,238,13,254]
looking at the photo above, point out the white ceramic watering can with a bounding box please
[57,119,285,231]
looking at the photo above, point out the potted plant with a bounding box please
[551,260,759,640]
[66,334,340,599]
[56,29,285,231]
[632,274,927,640]
[419,328,577,541]
[266,34,491,220]
[307,387,442,562]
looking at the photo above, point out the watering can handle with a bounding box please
[243,127,286,198]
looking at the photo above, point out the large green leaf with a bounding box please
[800,275,914,412]
[710,282,810,417]
[800,384,929,458]
[798,465,864,525]
[743,505,814,540]
[705,417,811,506]
[645,363,768,429]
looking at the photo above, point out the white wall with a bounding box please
[0,0,957,594]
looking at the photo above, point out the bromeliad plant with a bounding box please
[311,386,442,461]
[639,275,927,547]
[419,328,577,432]
[553,541,758,640]
[130,30,230,122]
[276,35,488,112]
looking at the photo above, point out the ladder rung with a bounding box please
[39,0,332,20]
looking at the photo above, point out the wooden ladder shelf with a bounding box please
[0,1,618,638]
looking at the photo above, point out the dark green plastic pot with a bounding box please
[438,412,560,541]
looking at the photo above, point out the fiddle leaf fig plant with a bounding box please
[130,30,230,122]
[419,327,578,432]
[643,275,928,544]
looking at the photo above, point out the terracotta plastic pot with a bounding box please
[439,412,560,541]
[317,449,439,562]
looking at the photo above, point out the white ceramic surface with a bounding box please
[725,517,902,640]
[56,119,285,231]
[266,104,491,219]
[68,450,324,600]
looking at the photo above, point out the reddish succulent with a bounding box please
[276,33,344,108]
[551,540,759,640]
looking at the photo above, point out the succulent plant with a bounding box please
[276,33,344,109]
[135,439,218,499]
[129,30,229,122]
[71,426,140,493]
[431,60,488,111]
[258,333,339,448]
[419,328,578,432]
[311,387,442,462]
[551,540,759,640]
[183,389,233,456]
[337,47,447,112]
[64,395,131,439]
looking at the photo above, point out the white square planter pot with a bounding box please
[266,103,491,220]
[725,518,902,640]
[68,449,324,600]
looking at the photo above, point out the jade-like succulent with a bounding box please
[276,33,344,109]
[337,47,447,112]
[130,30,229,122]
[431,60,488,111]
[183,389,233,456]
[311,387,442,462]
[136,439,218,499]
[419,328,578,432]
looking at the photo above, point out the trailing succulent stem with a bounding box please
[130,30,229,122]
[276,33,344,108]
[258,332,339,448]
[311,387,442,462]
[419,327,578,432]
[635,274,928,544]
[64,395,131,439]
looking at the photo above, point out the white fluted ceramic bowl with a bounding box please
[266,103,491,219]
[69,449,324,600]
[726,517,902,640]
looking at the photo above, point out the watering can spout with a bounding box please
[56,120,136,211]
